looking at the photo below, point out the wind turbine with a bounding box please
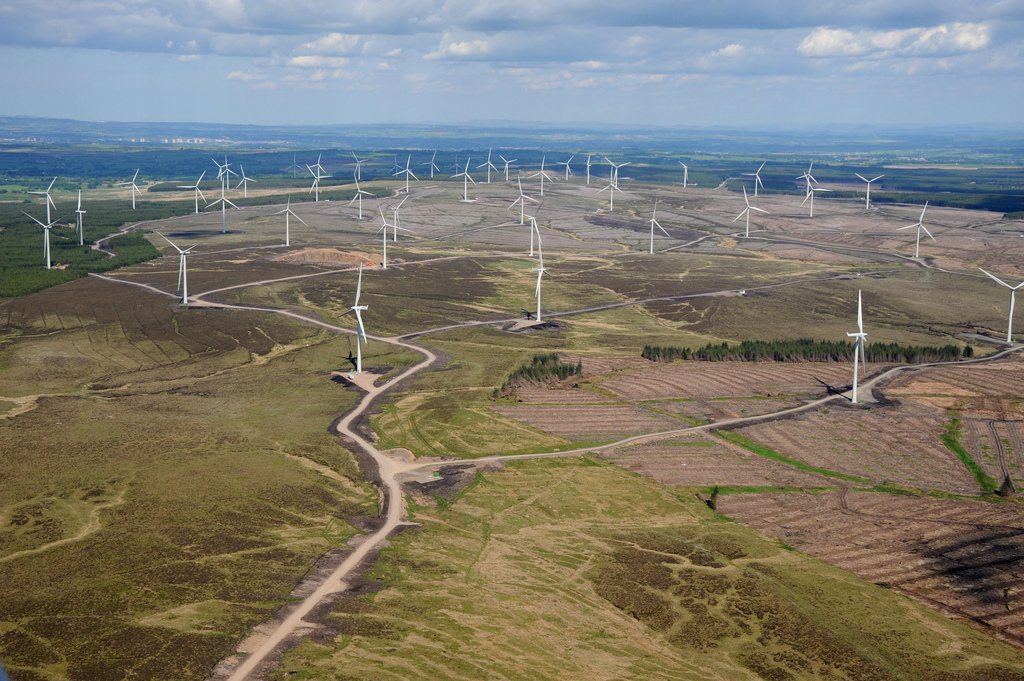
[557,155,574,181]
[802,185,831,218]
[235,165,256,198]
[206,174,240,234]
[393,155,418,194]
[348,175,375,220]
[477,149,498,183]
[597,176,622,211]
[846,290,868,403]
[158,233,195,306]
[648,201,670,254]
[351,152,366,180]
[856,173,885,209]
[376,201,394,268]
[421,151,440,179]
[530,156,556,196]
[275,196,307,247]
[796,162,817,195]
[606,157,630,186]
[307,155,330,202]
[974,266,1024,339]
[452,158,476,202]
[531,229,550,321]
[742,161,765,197]
[24,212,55,269]
[75,190,86,246]
[118,169,143,209]
[285,154,303,178]
[509,175,538,225]
[528,214,540,257]
[679,161,689,188]
[342,265,369,373]
[388,196,413,241]
[585,155,592,185]
[178,170,207,214]
[500,154,517,182]
[29,177,57,224]
[897,202,935,259]
[733,186,768,237]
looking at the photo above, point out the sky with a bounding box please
[0,0,1022,128]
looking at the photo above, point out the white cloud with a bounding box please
[286,55,350,68]
[301,32,360,55]
[570,60,609,71]
[798,23,990,58]
[226,70,267,81]
[708,44,744,59]
[177,54,202,61]
[425,35,491,59]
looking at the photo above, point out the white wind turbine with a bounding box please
[307,155,330,202]
[974,270,1024,346]
[679,161,689,188]
[606,157,630,186]
[285,154,304,178]
[376,201,394,268]
[352,152,366,180]
[75,190,86,246]
[509,175,538,225]
[597,159,629,212]
[500,154,517,182]
[856,173,885,209]
[846,290,868,403]
[421,151,440,179]
[394,155,418,193]
[159,233,196,306]
[742,161,765,196]
[342,265,369,373]
[235,165,256,198]
[528,214,540,257]
[178,170,207,214]
[24,212,55,269]
[531,229,550,321]
[648,200,670,254]
[452,158,476,202]
[803,185,831,218]
[897,202,935,259]
[796,162,817,195]
[29,177,57,224]
[275,196,307,247]
[477,149,498,183]
[530,156,556,196]
[118,169,143,209]
[733,186,768,237]
[388,196,414,242]
[557,155,574,181]
[348,175,375,220]
[206,171,240,234]
[585,155,593,185]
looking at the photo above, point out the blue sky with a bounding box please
[0,1,1021,127]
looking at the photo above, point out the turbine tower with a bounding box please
[29,177,57,224]
[679,161,689,188]
[452,158,476,202]
[477,149,498,183]
[388,196,414,241]
[118,169,143,209]
[974,268,1024,342]
[159,233,195,306]
[557,155,574,181]
[275,196,307,247]
[585,155,592,185]
[742,161,765,197]
[351,152,366,180]
[531,230,550,321]
[421,151,440,179]
[343,265,369,373]
[348,175,375,220]
[856,173,885,209]
[393,155,418,194]
[178,170,207,214]
[509,175,538,225]
[803,185,831,218]
[846,290,868,403]
[376,201,394,268]
[75,190,86,246]
[648,201,670,254]
[897,202,934,259]
[733,186,768,237]
[307,154,330,202]
[529,156,556,196]
[235,165,256,198]
[500,154,517,182]
[24,212,55,269]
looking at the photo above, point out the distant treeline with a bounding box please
[642,339,972,364]
[494,352,583,398]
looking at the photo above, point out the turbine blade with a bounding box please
[979,268,1011,288]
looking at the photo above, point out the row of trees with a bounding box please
[643,339,972,364]
[494,353,583,398]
